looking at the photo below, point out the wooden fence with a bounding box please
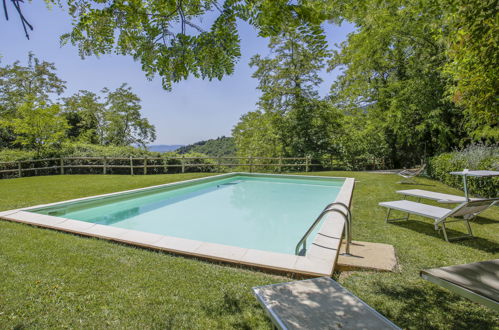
[0,156,321,179]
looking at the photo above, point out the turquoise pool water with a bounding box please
[33,175,344,254]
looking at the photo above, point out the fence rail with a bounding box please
[0,155,323,179]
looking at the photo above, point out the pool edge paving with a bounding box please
[0,173,355,277]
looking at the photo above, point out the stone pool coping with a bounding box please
[0,172,355,277]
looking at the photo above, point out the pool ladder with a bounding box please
[295,202,352,256]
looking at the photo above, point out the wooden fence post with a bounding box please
[103,156,107,175]
[279,156,282,173]
[305,156,310,172]
[217,157,221,173]
[249,156,253,173]
[144,156,147,175]
[17,161,21,178]
[130,156,134,175]
[60,157,64,175]
[181,156,185,173]
[163,158,168,174]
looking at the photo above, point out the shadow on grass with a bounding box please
[390,220,499,253]
[372,281,498,329]
[201,289,262,329]
[472,215,499,225]
[396,181,436,187]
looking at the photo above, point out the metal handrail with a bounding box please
[295,203,352,256]
[323,202,352,244]
[315,202,352,251]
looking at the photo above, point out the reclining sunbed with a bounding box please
[396,189,482,203]
[397,164,426,184]
[379,198,498,241]
[253,277,400,329]
[421,259,499,312]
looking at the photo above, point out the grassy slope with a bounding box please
[0,172,498,329]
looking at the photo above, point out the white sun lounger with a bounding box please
[421,259,499,312]
[379,198,499,241]
[252,277,400,329]
[396,189,482,203]
[397,164,426,184]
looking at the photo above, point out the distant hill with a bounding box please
[147,145,184,152]
[177,136,236,157]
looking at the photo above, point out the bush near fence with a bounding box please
[0,143,389,179]
[0,144,219,178]
[427,144,499,198]
[0,146,321,179]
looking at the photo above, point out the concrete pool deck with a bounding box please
[0,172,360,276]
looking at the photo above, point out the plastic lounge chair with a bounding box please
[379,198,499,241]
[397,164,426,184]
[396,189,482,203]
[252,277,400,330]
[420,259,499,312]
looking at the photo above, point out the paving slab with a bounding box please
[1,211,67,227]
[253,277,399,329]
[194,242,248,261]
[0,210,20,218]
[241,249,298,271]
[337,240,397,272]
[117,229,164,246]
[56,219,96,232]
[82,224,129,239]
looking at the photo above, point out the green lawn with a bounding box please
[0,172,498,329]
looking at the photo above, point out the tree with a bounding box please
[61,85,156,147]
[177,136,236,157]
[233,110,284,158]
[52,0,329,91]
[0,101,69,155]
[0,53,66,115]
[102,84,156,147]
[62,90,104,144]
[234,25,338,158]
[441,0,499,141]
[0,53,66,147]
[329,0,465,166]
[250,25,329,114]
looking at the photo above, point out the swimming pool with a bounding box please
[1,173,355,276]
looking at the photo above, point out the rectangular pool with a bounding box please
[1,173,355,276]
[31,174,344,255]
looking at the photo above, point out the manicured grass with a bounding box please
[0,172,498,328]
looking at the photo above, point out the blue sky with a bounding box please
[0,2,354,145]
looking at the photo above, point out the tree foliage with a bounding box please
[234,0,497,168]
[177,136,236,157]
[62,90,103,144]
[1,101,69,155]
[46,0,329,91]
[3,1,497,167]
[0,55,156,152]
[0,53,67,147]
[440,0,499,141]
[234,26,341,159]
[329,0,466,166]
[103,84,156,147]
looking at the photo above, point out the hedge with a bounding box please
[427,144,498,198]
[0,144,216,178]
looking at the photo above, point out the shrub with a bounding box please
[428,144,498,198]
[0,149,37,162]
[173,152,217,173]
